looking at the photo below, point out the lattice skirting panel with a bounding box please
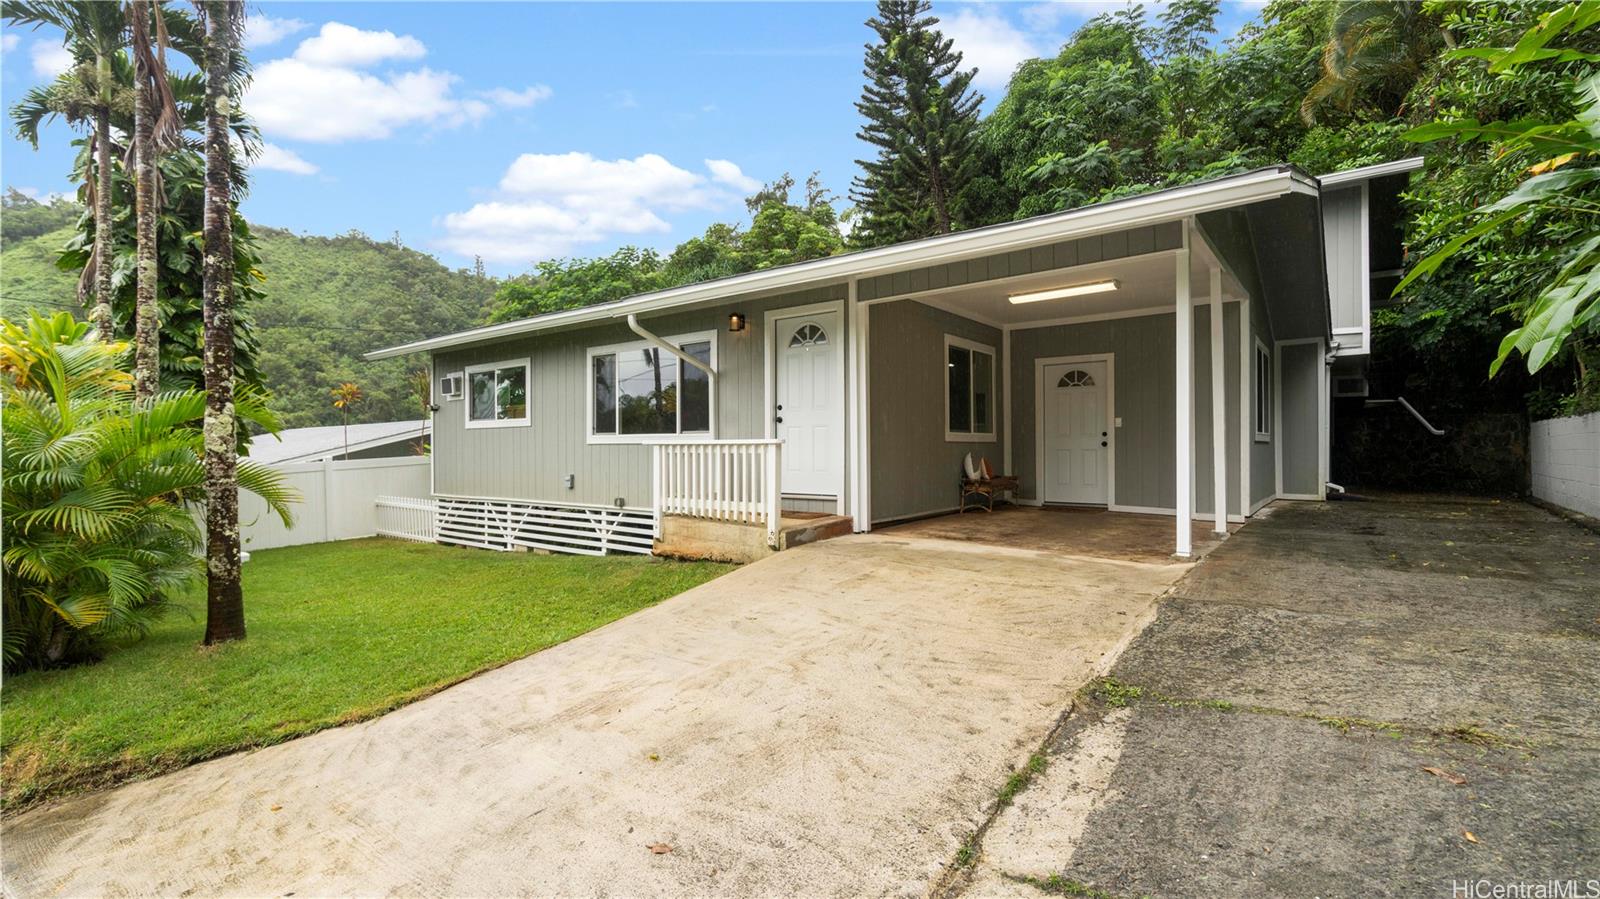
[434,496,656,556]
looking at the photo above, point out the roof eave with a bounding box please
[1317,156,1424,188]
[367,166,1318,361]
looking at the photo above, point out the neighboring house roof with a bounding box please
[1316,156,1424,188]
[249,420,431,464]
[367,164,1325,360]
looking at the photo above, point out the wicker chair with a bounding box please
[958,457,1019,513]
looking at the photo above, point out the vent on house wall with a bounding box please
[438,372,464,400]
[1333,375,1369,398]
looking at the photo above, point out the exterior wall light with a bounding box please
[729,312,747,332]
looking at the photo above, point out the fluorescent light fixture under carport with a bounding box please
[1008,280,1120,304]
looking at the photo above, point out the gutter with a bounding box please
[367,166,1317,360]
[625,314,716,438]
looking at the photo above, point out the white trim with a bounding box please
[1330,326,1364,335]
[1316,156,1423,187]
[1273,337,1283,497]
[1237,296,1251,520]
[1359,182,1372,362]
[1002,327,1013,476]
[1174,239,1193,559]
[872,505,962,526]
[1318,338,1330,498]
[463,358,532,430]
[858,248,1183,316]
[585,330,717,445]
[944,333,999,442]
[846,279,861,523]
[1249,493,1273,515]
[854,296,873,531]
[368,167,1319,360]
[1006,304,1175,332]
[1208,266,1227,535]
[1276,493,1322,502]
[763,301,848,501]
[1253,337,1273,443]
[1033,353,1116,509]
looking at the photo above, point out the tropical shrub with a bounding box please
[1,313,296,670]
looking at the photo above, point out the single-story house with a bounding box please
[367,158,1419,559]
[250,419,431,465]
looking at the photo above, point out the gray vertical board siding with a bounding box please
[1010,306,1242,516]
[856,222,1182,302]
[429,284,847,506]
[1322,187,1364,332]
[1280,341,1322,495]
[1010,312,1177,509]
[868,301,1003,523]
[1250,296,1277,506]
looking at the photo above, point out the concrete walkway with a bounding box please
[3,532,1187,898]
[959,497,1600,898]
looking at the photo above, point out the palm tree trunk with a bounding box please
[92,101,114,343]
[201,0,244,645]
[132,0,161,401]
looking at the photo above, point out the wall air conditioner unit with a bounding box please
[438,372,464,401]
[1333,375,1369,398]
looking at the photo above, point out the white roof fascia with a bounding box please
[1317,157,1424,188]
[367,166,1317,360]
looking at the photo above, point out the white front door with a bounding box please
[774,311,842,497]
[1043,360,1109,505]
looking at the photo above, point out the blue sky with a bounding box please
[1,2,1265,275]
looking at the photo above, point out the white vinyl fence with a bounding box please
[238,456,431,551]
[1530,412,1600,520]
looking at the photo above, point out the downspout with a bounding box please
[625,313,717,435]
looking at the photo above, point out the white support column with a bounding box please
[846,279,860,522]
[850,281,873,531]
[1209,266,1227,535]
[1175,239,1194,559]
[1238,295,1252,518]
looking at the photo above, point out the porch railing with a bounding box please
[651,439,783,547]
[375,495,437,543]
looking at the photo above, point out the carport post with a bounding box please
[1210,266,1227,535]
[1175,238,1194,559]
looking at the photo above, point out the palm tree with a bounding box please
[127,0,183,401]
[1300,0,1453,125]
[198,0,248,646]
[1,313,294,670]
[330,382,364,458]
[2,2,130,342]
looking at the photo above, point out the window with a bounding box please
[589,332,715,441]
[1254,339,1272,441]
[465,359,530,428]
[1057,369,1095,388]
[945,335,996,442]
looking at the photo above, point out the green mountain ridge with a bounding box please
[0,223,497,429]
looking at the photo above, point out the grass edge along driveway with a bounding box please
[1,538,734,814]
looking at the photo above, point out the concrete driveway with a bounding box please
[3,531,1187,898]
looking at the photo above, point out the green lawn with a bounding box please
[1,538,733,812]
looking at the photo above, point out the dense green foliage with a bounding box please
[0,313,292,671]
[0,188,79,243]
[0,537,732,810]
[850,0,982,245]
[1,223,497,429]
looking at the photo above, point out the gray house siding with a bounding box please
[1009,307,1242,516]
[869,301,1003,523]
[856,222,1182,302]
[430,284,846,507]
[1323,186,1365,334]
[1280,341,1323,496]
[1250,296,1277,508]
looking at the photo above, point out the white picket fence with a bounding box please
[238,456,432,551]
[652,439,784,546]
[375,495,437,542]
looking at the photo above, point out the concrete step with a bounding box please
[655,513,855,563]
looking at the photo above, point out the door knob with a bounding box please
[1101,440,1108,447]
[776,416,784,424]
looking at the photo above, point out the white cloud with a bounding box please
[292,22,425,67]
[30,40,73,78]
[246,23,514,142]
[705,159,760,193]
[255,143,320,175]
[2,32,20,53]
[481,85,553,109]
[438,153,746,263]
[244,14,310,49]
[942,7,1044,90]
[15,186,69,203]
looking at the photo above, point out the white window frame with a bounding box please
[1253,337,1272,442]
[464,358,532,430]
[944,333,997,443]
[586,330,717,445]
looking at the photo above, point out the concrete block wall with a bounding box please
[1530,412,1600,520]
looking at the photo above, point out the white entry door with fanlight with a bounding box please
[1041,358,1111,505]
[770,308,844,498]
